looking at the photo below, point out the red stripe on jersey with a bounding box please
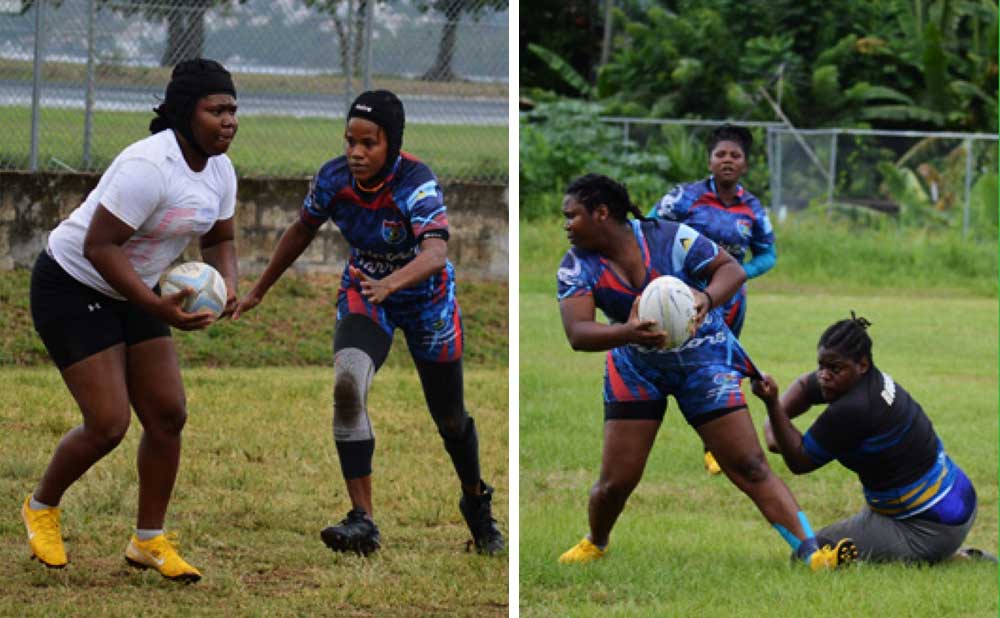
[725,300,741,328]
[691,195,755,218]
[596,267,635,295]
[334,186,398,212]
[725,386,746,408]
[451,302,464,360]
[344,286,370,317]
[300,207,326,227]
[606,351,637,401]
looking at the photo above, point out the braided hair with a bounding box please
[707,123,753,161]
[818,311,873,363]
[564,173,647,222]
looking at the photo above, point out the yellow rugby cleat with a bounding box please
[558,537,606,564]
[809,538,858,571]
[21,495,68,568]
[125,533,202,583]
[703,450,722,475]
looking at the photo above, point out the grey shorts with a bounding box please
[816,505,976,563]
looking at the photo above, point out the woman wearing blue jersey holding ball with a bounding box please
[650,124,776,476]
[556,173,853,570]
[234,90,504,557]
[21,59,240,582]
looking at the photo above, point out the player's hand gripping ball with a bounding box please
[160,261,228,319]
[637,275,697,349]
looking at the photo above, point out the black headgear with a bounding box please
[346,90,405,180]
[149,58,236,157]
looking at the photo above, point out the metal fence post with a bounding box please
[962,138,973,238]
[773,129,782,217]
[827,130,837,207]
[344,0,355,115]
[29,0,47,172]
[362,0,374,91]
[83,0,96,168]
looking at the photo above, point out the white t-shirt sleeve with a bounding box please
[99,158,166,230]
[219,161,237,220]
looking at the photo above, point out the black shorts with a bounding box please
[604,400,743,427]
[30,250,170,369]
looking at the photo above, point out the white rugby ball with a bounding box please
[160,261,228,318]
[637,275,697,349]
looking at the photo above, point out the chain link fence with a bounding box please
[599,117,998,240]
[768,127,998,239]
[0,0,508,182]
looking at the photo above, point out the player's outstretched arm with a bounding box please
[233,219,317,319]
[200,217,238,318]
[353,237,448,305]
[753,374,819,474]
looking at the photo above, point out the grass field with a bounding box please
[0,268,508,615]
[0,272,508,370]
[519,220,998,617]
[0,107,508,180]
[0,365,508,617]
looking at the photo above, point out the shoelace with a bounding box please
[147,532,183,560]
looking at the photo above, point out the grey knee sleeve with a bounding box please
[332,347,375,442]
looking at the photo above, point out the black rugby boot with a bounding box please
[459,481,505,555]
[321,508,381,556]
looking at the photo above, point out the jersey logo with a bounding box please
[381,220,407,244]
[557,251,583,287]
[735,219,751,238]
[655,186,683,219]
[880,372,896,405]
[680,237,692,251]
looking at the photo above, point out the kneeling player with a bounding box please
[755,314,988,563]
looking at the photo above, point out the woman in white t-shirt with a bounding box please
[20,59,239,583]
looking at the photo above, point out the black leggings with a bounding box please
[333,313,480,486]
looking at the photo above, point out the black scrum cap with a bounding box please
[347,90,405,179]
[150,59,236,156]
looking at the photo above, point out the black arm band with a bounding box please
[417,229,450,243]
[703,289,714,309]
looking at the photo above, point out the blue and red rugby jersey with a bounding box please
[300,152,455,311]
[648,176,774,270]
[557,219,754,362]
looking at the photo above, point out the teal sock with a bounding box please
[773,512,820,563]
[136,528,164,541]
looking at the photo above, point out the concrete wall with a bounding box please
[0,171,508,280]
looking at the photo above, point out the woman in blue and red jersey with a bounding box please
[754,314,986,563]
[234,90,503,557]
[555,173,853,570]
[650,124,776,475]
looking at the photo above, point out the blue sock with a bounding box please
[773,512,820,563]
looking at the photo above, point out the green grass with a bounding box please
[0,365,508,617]
[519,218,998,617]
[0,107,508,181]
[521,216,998,297]
[0,272,507,369]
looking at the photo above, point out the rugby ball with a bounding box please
[160,261,228,318]
[637,275,697,349]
